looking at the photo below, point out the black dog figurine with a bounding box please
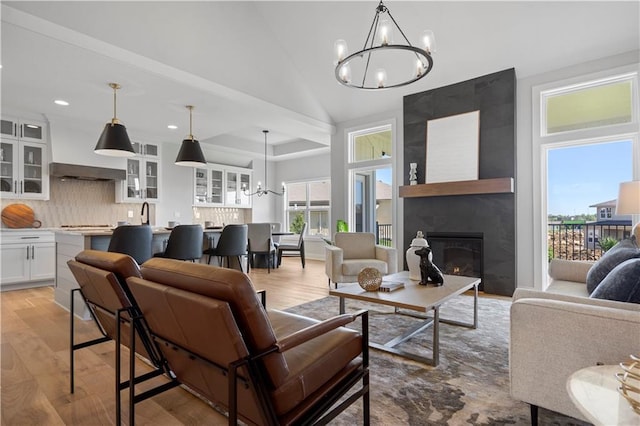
[414,246,444,286]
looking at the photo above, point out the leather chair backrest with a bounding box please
[335,232,376,259]
[125,275,265,424]
[164,224,204,260]
[108,225,153,265]
[68,250,153,360]
[215,224,248,257]
[138,258,289,387]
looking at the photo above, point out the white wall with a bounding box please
[516,50,640,289]
[330,108,404,270]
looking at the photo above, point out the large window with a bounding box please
[534,67,639,289]
[285,180,330,238]
[347,122,394,246]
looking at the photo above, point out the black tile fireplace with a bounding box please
[402,68,516,296]
[428,232,484,291]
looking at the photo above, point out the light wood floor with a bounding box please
[1,258,332,425]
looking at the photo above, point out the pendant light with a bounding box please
[242,130,285,196]
[175,105,206,167]
[94,83,135,157]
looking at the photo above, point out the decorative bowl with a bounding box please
[358,267,382,292]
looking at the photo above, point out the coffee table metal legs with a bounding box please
[337,284,478,366]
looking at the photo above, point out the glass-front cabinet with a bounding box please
[0,139,48,200]
[116,142,161,203]
[194,167,224,205]
[193,163,251,208]
[0,116,47,143]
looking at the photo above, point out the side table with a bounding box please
[567,364,639,426]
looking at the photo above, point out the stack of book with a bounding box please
[378,281,405,292]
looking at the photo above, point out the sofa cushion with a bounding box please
[342,259,388,276]
[586,237,640,294]
[590,258,640,303]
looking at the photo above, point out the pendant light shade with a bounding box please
[94,83,135,157]
[175,105,206,167]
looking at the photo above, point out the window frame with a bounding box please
[532,65,640,291]
[284,179,331,240]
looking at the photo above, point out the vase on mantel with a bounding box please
[406,231,431,281]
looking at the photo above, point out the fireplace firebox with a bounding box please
[427,232,483,290]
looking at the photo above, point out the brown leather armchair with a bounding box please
[67,250,179,425]
[127,257,370,425]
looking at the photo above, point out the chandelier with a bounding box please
[334,0,435,89]
[242,130,285,197]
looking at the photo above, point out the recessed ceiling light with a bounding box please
[54,99,69,106]
[167,125,178,130]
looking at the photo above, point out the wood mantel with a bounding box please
[399,177,514,198]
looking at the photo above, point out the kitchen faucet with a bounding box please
[141,201,150,225]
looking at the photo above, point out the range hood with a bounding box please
[50,162,126,181]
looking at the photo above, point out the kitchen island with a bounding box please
[55,227,221,319]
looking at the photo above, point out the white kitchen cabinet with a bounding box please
[0,138,49,200]
[0,231,55,290]
[0,114,49,200]
[0,116,47,143]
[193,163,251,208]
[194,166,224,206]
[116,141,161,203]
[226,168,252,208]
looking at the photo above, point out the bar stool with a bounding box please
[108,225,153,265]
[153,224,203,261]
[203,224,248,272]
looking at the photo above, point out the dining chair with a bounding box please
[277,222,307,268]
[108,224,153,265]
[203,224,248,272]
[270,222,282,247]
[247,223,276,273]
[153,224,203,262]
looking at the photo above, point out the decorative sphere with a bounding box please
[358,267,382,291]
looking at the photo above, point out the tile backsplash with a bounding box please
[1,178,247,229]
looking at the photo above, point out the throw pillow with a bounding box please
[586,236,640,294]
[590,258,640,303]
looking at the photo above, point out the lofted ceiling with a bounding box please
[1,1,639,165]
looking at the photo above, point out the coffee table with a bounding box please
[329,271,480,366]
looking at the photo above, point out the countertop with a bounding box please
[2,226,224,236]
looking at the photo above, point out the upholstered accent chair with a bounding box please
[325,232,397,288]
[126,258,370,425]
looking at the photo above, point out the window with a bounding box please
[285,180,330,238]
[351,127,392,163]
[347,122,395,245]
[542,73,635,136]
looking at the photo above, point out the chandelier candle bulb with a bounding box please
[421,30,436,53]
[378,19,393,45]
[334,39,348,63]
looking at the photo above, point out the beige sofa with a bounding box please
[510,258,640,423]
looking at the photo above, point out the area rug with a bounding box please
[286,294,590,426]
